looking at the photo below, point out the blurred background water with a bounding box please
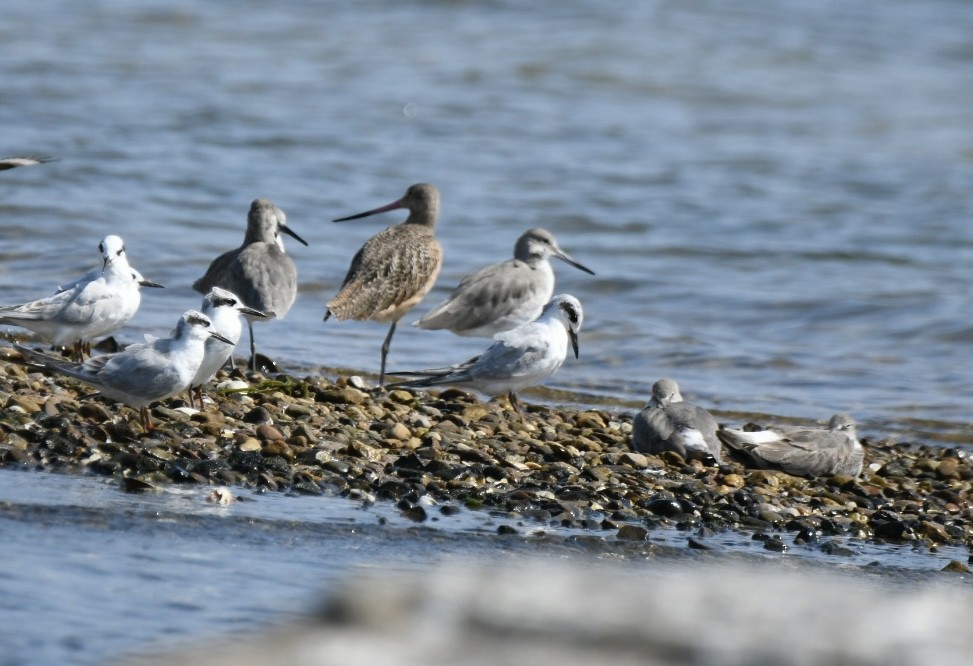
[1,0,971,440]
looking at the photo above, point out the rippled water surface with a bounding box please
[2,0,972,439]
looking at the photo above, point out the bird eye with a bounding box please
[98,243,105,253]
[117,247,125,257]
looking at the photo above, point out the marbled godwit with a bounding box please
[193,198,307,372]
[718,414,863,477]
[631,378,722,462]
[0,235,163,359]
[15,310,231,431]
[325,183,443,385]
[189,287,268,406]
[391,293,582,414]
[415,227,594,337]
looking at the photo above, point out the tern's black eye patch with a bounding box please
[562,303,579,324]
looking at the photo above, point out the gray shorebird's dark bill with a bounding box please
[333,198,405,222]
[570,329,579,359]
[561,253,595,276]
[240,306,269,319]
[282,224,309,247]
[139,279,165,288]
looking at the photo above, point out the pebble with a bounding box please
[617,525,649,541]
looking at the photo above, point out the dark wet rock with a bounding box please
[877,460,911,478]
[617,525,648,541]
[645,497,683,519]
[243,406,274,424]
[794,526,821,545]
[763,536,788,552]
[401,505,428,522]
[942,560,971,574]
[119,477,158,494]
[819,540,854,557]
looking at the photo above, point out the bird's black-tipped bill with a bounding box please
[570,329,579,359]
[240,306,270,319]
[555,250,596,276]
[282,224,309,247]
[139,279,166,288]
[333,198,405,222]
[210,331,234,345]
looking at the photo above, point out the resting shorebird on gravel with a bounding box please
[718,414,864,477]
[631,378,722,462]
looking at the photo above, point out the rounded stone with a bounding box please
[256,424,285,441]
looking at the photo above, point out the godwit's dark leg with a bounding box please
[379,320,399,387]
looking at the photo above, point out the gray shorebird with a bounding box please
[325,183,443,385]
[193,198,307,372]
[391,294,583,414]
[15,310,231,431]
[717,414,863,477]
[0,235,163,359]
[414,227,594,337]
[631,378,721,462]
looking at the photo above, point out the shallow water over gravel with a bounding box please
[1,469,970,665]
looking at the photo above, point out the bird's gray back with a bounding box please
[194,244,296,318]
[419,259,551,334]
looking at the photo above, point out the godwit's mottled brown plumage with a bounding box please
[193,198,307,372]
[325,183,443,385]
